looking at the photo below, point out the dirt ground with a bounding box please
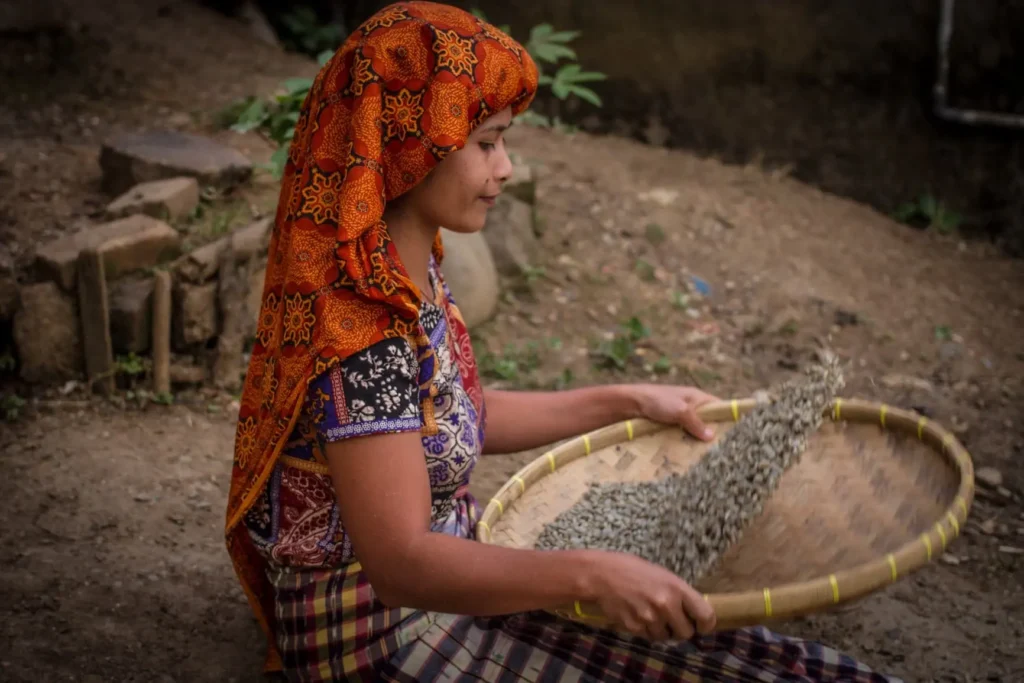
[2,2,1023,682]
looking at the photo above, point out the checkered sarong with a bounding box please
[269,497,900,683]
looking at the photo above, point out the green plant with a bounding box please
[152,391,175,406]
[479,341,542,381]
[635,259,656,282]
[472,9,606,127]
[593,316,650,371]
[2,393,25,422]
[279,7,346,56]
[892,194,962,235]
[0,349,16,373]
[116,353,147,378]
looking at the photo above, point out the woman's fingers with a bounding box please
[680,586,717,634]
[639,609,670,641]
[678,405,715,441]
[661,600,695,641]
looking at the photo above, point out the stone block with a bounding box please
[174,280,219,348]
[480,195,539,277]
[174,217,272,284]
[175,237,228,284]
[13,282,82,383]
[35,215,181,291]
[230,216,273,260]
[439,229,499,328]
[105,177,200,222]
[246,262,267,325]
[100,130,253,196]
[109,276,155,354]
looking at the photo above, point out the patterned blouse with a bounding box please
[243,257,487,568]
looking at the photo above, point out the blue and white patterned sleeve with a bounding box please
[310,338,423,442]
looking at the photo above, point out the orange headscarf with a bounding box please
[224,1,538,671]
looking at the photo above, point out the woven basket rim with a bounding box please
[476,397,975,630]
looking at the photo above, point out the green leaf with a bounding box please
[269,146,289,179]
[530,42,576,64]
[568,85,602,107]
[544,29,581,44]
[282,77,315,95]
[551,79,571,100]
[515,110,551,128]
[317,49,334,66]
[565,69,606,83]
[537,73,553,86]
[919,193,939,218]
[229,98,268,133]
[529,23,554,41]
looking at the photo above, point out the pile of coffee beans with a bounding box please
[534,354,845,583]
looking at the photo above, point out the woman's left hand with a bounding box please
[629,384,720,441]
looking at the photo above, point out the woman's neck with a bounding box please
[382,204,438,301]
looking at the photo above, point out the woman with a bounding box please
[226,3,898,681]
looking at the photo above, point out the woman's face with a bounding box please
[399,107,514,233]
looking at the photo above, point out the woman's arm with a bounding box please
[480,385,637,455]
[328,430,592,614]
[325,431,716,637]
[481,384,719,455]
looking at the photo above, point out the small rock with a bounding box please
[13,282,83,382]
[834,309,859,327]
[976,467,1004,488]
[979,519,997,535]
[998,546,1023,555]
[100,130,253,195]
[169,361,207,385]
[880,374,934,392]
[439,228,499,328]
[105,177,200,222]
[35,215,181,291]
[939,342,962,361]
[899,351,910,362]
[637,188,678,207]
[174,281,219,347]
[940,554,961,565]
[998,487,1012,499]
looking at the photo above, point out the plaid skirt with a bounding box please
[269,499,901,683]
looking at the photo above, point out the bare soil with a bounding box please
[2,2,1023,682]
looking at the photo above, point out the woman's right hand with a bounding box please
[578,549,716,641]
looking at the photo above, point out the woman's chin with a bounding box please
[441,219,487,235]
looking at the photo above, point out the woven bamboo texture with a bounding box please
[477,398,975,632]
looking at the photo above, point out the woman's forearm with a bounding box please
[481,385,639,455]
[378,534,597,615]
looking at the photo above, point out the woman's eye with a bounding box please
[479,141,496,151]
